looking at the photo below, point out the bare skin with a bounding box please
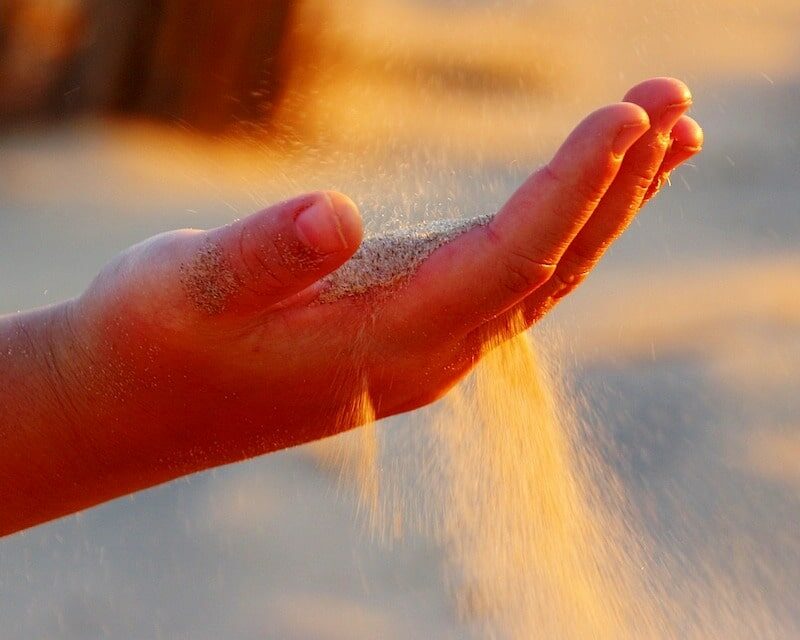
[0,78,702,536]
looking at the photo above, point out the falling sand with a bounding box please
[315,217,783,639]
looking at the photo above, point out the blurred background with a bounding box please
[1,0,799,638]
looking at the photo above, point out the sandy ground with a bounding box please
[1,0,799,637]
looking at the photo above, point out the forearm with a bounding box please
[0,303,88,533]
[0,296,292,536]
[0,302,169,536]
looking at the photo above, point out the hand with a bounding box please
[0,77,702,533]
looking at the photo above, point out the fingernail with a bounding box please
[659,100,691,132]
[613,121,650,155]
[294,193,348,254]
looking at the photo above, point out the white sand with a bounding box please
[316,214,492,303]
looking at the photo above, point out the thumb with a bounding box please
[181,191,362,315]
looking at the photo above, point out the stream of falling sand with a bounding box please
[312,217,782,639]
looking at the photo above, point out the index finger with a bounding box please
[390,102,650,336]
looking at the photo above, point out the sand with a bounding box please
[319,224,785,638]
[177,215,492,312]
[310,220,659,636]
[179,240,239,314]
[338,316,783,639]
[167,203,798,638]
[336,320,659,638]
[316,214,492,303]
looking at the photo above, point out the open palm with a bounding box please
[70,77,701,483]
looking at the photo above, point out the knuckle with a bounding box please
[548,268,588,300]
[618,165,660,212]
[646,171,671,200]
[630,169,655,198]
[236,224,290,294]
[541,161,608,209]
[540,162,570,189]
[501,250,556,295]
[653,130,672,149]
[561,241,600,270]
[179,238,240,315]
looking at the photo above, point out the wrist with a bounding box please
[0,300,114,533]
[52,294,185,493]
[0,298,176,535]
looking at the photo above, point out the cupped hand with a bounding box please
[67,77,702,486]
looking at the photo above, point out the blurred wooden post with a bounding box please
[112,0,295,132]
[0,0,88,120]
[0,0,298,133]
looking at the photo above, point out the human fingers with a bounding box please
[390,101,650,337]
[643,115,704,203]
